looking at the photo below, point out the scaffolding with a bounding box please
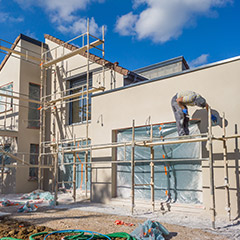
[0,20,240,230]
[51,109,239,229]
[38,19,106,202]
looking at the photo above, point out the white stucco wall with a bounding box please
[91,57,240,218]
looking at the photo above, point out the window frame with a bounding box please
[68,73,92,125]
[28,82,40,129]
[0,82,13,114]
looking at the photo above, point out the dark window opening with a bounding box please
[28,83,40,128]
[29,143,39,181]
[69,73,92,125]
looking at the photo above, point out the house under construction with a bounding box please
[0,23,240,229]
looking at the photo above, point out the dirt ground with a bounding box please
[0,205,230,240]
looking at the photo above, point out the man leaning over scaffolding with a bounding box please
[171,90,217,136]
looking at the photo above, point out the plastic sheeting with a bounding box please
[116,121,203,204]
[58,141,90,190]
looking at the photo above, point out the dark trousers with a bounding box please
[171,94,189,136]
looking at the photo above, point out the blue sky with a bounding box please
[0,0,239,70]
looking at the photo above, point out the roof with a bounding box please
[44,34,130,76]
[0,34,46,72]
[134,56,189,74]
[93,55,240,97]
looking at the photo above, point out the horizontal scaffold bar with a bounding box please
[47,87,105,106]
[42,39,103,68]
[0,45,41,62]
[0,92,41,104]
[62,137,209,153]
[2,164,53,169]
[0,149,30,166]
[58,158,209,166]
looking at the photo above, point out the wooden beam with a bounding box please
[0,92,41,104]
[0,45,41,62]
[0,149,30,166]
[0,130,18,137]
[47,87,104,105]
[43,39,103,68]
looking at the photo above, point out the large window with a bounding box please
[28,83,40,128]
[69,74,92,125]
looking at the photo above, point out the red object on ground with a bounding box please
[114,220,135,227]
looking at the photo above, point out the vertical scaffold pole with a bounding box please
[208,106,216,229]
[38,43,44,190]
[150,124,155,212]
[73,152,76,202]
[102,25,105,87]
[1,138,5,194]
[85,18,90,198]
[54,139,59,205]
[131,120,135,215]
[73,136,76,202]
[222,112,231,220]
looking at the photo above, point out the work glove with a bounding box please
[211,114,217,123]
[182,108,188,115]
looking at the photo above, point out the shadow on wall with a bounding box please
[192,108,228,159]
[192,108,228,133]
[91,183,111,203]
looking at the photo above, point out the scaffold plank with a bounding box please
[43,39,103,68]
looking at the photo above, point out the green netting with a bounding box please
[117,122,203,204]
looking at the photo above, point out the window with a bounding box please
[28,83,40,128]
[29,144,39,180]
[0,82,13,113]
[69,74,92,124]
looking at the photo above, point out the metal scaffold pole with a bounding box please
[54,141,59,205]
[85,18,90,198]
[38,43,44,190]
[208,106,216,229]
[150,124,155,212]
[222,112,231,220]
[131,120,135,215]
[73,136,76,202]
[102,25,105,87]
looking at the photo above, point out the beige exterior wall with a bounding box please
[0,38,42,193]
[15,39,42,193]
[91,57,240,219]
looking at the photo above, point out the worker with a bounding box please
[171,90,217,136]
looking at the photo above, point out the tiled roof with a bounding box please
[44,34,130,76]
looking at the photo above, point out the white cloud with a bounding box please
[115,12,138,36]
[14,0,104,36]
[58,17,104,37]
[0,11,23,23]
[189,54,209,67]
[115,0,232,43]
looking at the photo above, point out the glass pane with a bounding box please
[69,73,92,124]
